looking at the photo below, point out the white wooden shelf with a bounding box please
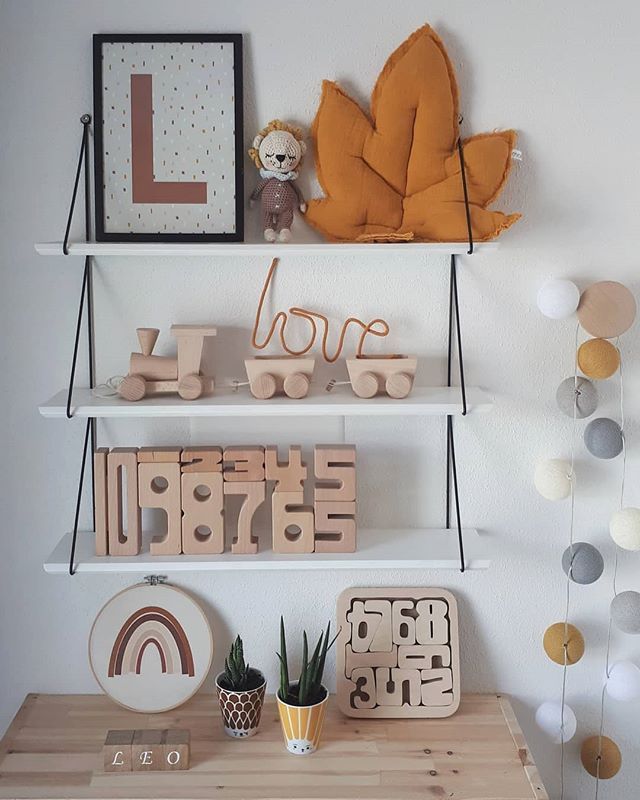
[35,240,495,258]
[44,528,489,573]
[39,386,491,419]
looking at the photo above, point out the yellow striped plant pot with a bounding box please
[276,686,329,755]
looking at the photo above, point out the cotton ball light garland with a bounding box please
[535,701,577,743]
[611,591,640,634]
[534,459,572,501]
[577,338,620,380]
[556,376,598,419]
[610,508,640,551]
[584,418,623,459]
[537,279,580,319]
[580,735,622,779]
[577,280,637,339]
[605,661,640,702]
[543,622,585,665]
[562,542,604,585]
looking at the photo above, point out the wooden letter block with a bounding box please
[223,446,265,482]
[163,729,190,770]
[314,445,356,502]
[392,600,416,645]
[103,729,134,772]
[349,667,377,710]
[345,644,397,678]
[265,445,307,492]
[107,448,141,556]
[94,448,109,556]
[398,644,451,670]
[272,491,314,553]
[137,447,182,463]
[314,500,356,553]
[138,462,182,555]
[181,472,224,554]
[132,729,163,772]
[420,668,455,706]
[181,447,222,473]
[224,481,266,554]
[415,599,450,645]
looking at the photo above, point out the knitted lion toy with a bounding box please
[248,120,307,243]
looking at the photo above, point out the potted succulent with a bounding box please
[276,617,337,755]
[215,635,266,738]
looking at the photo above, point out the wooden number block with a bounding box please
[138,462,182,555]
[420,668,455,706]
[272,491,314,553]
[314,500,356,553]
[132,729,163,772]
[415,599,450,645]
[163,729,190,770]
[265,445,307,492]
[349,667,377,710]
[224,481,266,554]
[181,447,222,473]
[103,729,134,772]
[392,600,416,645]
[314,445,356,502]
[346,600,382,653]
[107,448,141,556]
[375,667,421,707]
[94,448,109,556]
[137,447,183,463]
[398,644,451,670]
[345,644,397,678]
[181,472,224,554]
[364,600,393,652]
[223,446,265,482]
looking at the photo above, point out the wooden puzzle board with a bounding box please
[337,587,460,718]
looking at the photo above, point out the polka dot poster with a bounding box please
[94,36,243,239]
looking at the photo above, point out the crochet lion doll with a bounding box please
[248,120,307,243]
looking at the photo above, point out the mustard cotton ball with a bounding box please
[577,338,620,380]
[580,735,622,779]
[543,622,585,665]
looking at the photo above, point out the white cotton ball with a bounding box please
[535,701,577,743]
[610,508,640,551]
[605,661,640,701]
[534,459,573,501]
[537,280,581,320]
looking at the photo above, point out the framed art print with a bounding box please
[93,34,244,242]
[89,582,214,713]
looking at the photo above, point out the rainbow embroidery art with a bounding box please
[89,583,213,712]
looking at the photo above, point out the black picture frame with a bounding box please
[93,33,244,243]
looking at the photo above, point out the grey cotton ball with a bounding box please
[584,418,623,459]
[556,377,598,419]
[611,591,640,634]
[562,542,604,584]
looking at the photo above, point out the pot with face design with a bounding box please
[276,684,329,755]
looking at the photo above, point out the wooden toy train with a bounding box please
[118,325,216,401]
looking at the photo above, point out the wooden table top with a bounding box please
[0,693,547,800]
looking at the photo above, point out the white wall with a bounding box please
[1,1,638,797]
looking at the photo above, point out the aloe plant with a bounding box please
[219,635,263,691]
[276,617,337,706]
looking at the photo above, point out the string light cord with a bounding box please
[559,322,580,800]
[594,340,625,800]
